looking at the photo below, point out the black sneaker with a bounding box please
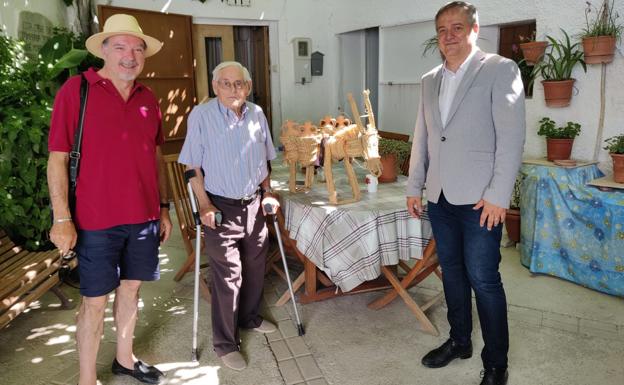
[111,358,164,384]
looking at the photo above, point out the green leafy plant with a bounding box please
[422,35,439,57]
[509,174,523,209]
[582,0,623,39]
[378,137,412,171]
[603,134,624,154]
[530,29,587,83]
[0,29,97,250]
[537,117,581,139]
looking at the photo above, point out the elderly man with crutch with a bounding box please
[179,61,281,371]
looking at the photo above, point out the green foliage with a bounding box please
[38,28,102,85]
[530,29,587,82]
[582,0,623,39]
[603,134,624,154]
[378,137,412,171]
[537,117,581,139]
[0,29,98,250]
[421,35,439,57]
[509,173,523,209]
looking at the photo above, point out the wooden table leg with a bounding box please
[275,272,305,306]
[378,265,439,336]
[302,257,318,299]
[368,240,437,310]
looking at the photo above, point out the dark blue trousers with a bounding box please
[428,192,509,369]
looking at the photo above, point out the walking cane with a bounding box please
[184,170,222,362]
[263,203,305,336]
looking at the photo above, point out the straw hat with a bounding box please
[85,14,163,58]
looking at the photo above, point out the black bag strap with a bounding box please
[69,74,89,192]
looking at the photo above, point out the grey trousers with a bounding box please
[204,193,269,356]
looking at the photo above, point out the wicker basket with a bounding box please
[345,137,364,158]
[281,135,299,164]
[297,136,321,166]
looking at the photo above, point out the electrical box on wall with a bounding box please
[293,37,312,84]
[311,51,324,76]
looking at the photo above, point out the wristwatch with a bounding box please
[160,202,171,210]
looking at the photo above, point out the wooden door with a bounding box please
[98,5,196,155]
[193,25,235,104]
[250,26,271,127]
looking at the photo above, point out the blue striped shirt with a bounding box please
[178,99,276,199]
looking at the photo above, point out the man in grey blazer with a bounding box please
[406,2,525,385]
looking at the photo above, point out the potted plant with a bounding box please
[377,137,411,183]
[603,134,624,182]
[519,31,548,65]
[537,117,582,161]
[505,174,523,244]
[531,29,587,107]
[581,0,623,64]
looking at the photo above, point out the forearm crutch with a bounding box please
[263,203,305,336]
[184,169,222,362]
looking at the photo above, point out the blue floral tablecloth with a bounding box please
[520,162,624,297]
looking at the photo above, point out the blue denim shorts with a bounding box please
[75,220,161,297]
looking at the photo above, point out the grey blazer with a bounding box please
[407,49,526,208]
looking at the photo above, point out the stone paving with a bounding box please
[0,217,622,385]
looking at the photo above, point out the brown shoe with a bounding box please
[252,320,277,333]
[221,351,247,371]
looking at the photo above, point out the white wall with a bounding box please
[324,0,624,170]
[96,0,341,130]
[7,0,624,170]
[338,30,365,117]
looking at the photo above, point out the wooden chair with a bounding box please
[367,239,444,335]
[163,153,211,302]
[378,130,411,176]
[0,229,77,328]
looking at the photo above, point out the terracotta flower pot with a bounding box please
[519,41,548,65]
[379,154,398,183]
[611,153,624,183]
[505,208,521,243]
[542,79,575,108]
[546,138,574,161]
[582,36,617,64]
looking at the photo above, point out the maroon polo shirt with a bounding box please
[48,68,164,230]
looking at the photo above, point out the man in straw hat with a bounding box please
[47,14,170,385]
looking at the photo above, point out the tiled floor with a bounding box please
[0,213,622,385]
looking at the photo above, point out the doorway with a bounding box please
[193,24,272,127]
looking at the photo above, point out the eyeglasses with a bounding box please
[216,79,247,91]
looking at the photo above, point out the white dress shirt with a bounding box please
[439,47,477,126]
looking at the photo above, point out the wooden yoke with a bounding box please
[348,90,382,177]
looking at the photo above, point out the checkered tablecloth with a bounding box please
[271,155,432,292]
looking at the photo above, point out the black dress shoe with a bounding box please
[112,358,164,384]
[421,339,473,368]
[480,367,509,385]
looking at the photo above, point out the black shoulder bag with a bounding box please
[58,74,88,289]
[68,73,89,215]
